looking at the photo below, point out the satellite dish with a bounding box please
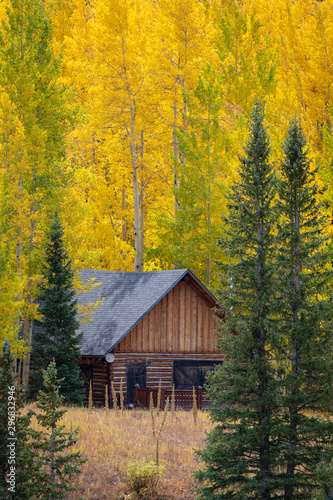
[105,353,115,363]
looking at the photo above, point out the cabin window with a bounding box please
[127,360,146,404]
[173,360,222,389]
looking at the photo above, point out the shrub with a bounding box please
[127,460,165,499]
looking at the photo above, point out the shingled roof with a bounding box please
[77,269,216,356]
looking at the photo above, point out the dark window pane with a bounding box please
[127,360,146,403]
[173,360,222,389]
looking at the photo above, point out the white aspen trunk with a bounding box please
[130,103,143,272]
[206,108,211,288]
[22,222,35,389]
[15,177,22,380]
[122,182,127,242]
[22,176,37,388]
[140,132,144,269]
[91,134,95,168]
[22,315,32,388]
[173,102,180,216]
[327,84,332,135]
[206,257,210,287]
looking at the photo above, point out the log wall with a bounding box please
[80,352,224,405]
[110,352,224,395]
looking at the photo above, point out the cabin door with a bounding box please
[127,360,146,404]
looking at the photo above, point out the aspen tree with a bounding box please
[215,0,276,107]
[0,0,77,384]
[148,65,227,288]
[151,0,217,216]
[64,0,166,272]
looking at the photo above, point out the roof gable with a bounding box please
[77,269,216,356]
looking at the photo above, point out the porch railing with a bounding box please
[133,387,203,410]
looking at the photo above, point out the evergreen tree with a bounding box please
[195,101,284,498]
[275,120,333,498]
[30,214,84,405]
[32,361,87,499]
[0,340,39,499]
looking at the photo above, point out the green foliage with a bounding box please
[195,100,282,499]
[30,214,84,404]
[216,2,276,106]
[0,0,76,183]
[127,460,165,499]
[313,461,333,500]
[196,108,333,499]
[275,120,333,498]
[0,341,39,500]
[31,361,86,499]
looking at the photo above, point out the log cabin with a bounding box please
[77,269,223,407]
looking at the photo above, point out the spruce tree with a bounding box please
[195,101,284,499]
[32,361,87,499]
[275,120,333,498]
[30,214,84,405]
[0,340,39,499]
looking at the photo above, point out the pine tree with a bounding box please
[30,214,84,405]
[32,361,86,499]
[195,101,284,498]
[0,340,39,499]
[276,120,333,498]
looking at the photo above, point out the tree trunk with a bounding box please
[130,103,143,272]
[257,192,271,500]
[206,257,210,287]
[22,315,32,388]
[285,195,300,500]
[122,186,127,242]
[206,110,211,288]
[51,426,55,500]
[173,102,180,216]
[140,131,145,269]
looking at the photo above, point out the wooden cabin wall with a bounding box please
[80,279,222,404]
[114,280,219,355]
[80,352,224,404]
[110,353,224,394]
[79,358,108,405]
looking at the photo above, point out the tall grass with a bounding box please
[29,406,211,499]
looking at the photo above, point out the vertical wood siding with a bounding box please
[114,280,219,354]
[80,278,222,404]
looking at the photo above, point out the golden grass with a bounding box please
[29,406,212,500]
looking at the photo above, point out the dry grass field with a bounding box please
[30,406,212,499]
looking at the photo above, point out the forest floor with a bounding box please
[30,406,211,499]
